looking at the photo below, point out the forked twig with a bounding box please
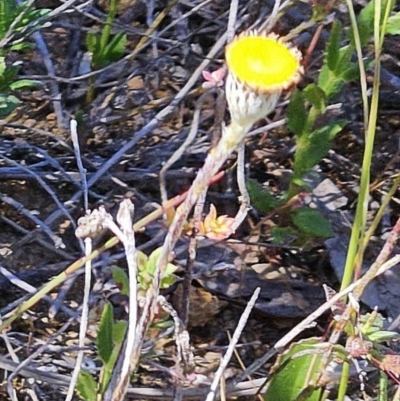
[0,172,225,332]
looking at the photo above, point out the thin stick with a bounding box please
[31,31,66,129]
[106,200,138,401]
[234,141,251,231]
[65,237,92,401]
[206,287,260,401]
[70,119,88,210]
[258,0,282,32]
[226,0,239,42]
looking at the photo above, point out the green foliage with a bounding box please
[96,302,114,363]
[111,248,178,298]
[270,226,298,245]
[264,338,328,401]
[0,0,50,51]
[291,208,334,238]
[264,310,400,401]
[0,57,42,117]
[318,20,358,100]
[292,119,346,183]
[0,93,19,117]
[356,0,397,41]
[269,207,333,245]
[0,1,49,118]
[112,265,130,295]
[86,30,126,70]
[77,248,177,401]
[287,89,307,137]
[75,370,97,401]
[246,179,280,214]
[358,311,399,343]
[250,15,373,246]
[85,0,126,70]
[386,12,400,35]
[137,248,178,293]
[85,0,126,103]
[77,302,127,400]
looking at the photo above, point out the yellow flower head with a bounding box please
[224,31,303,130]
[225,31,303,94]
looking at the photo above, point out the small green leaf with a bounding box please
[336,46,354,73]
[113,320,127,344]
[368,330,400,342]
[103,32,126,62]
[293,120,346,179]
[0,57,6,75]
[356,0,375,46]
[386,12,400,35]
[264,338,326,401]
[76,370,97,401]
[161,262,178,289]
[292,208,334,238]
[112,266,129,295]
[318,65,344,99]
[247,178,280,214]
[137,251,148,273]
[287,89,307,137]
[10,79,41,90]
[303,84,326,113]
[271,226,298,245]
[86,30,99,54]
[0,94,20,118]
[147,248,161,275]
[326,20,342,71]
[96,302,114,364]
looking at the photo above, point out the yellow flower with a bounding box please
[198,204,235,241]
[224,31,303,130]
[225,32,303,94]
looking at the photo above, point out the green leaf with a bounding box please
[0,0,16,39]
[386,12,400,35]
[112,266,129,295]
[10,79,41,90]
[103,32,126,62]
[303,84,326,113]
[318,64,345,100]
[113,320,127,344]
[96,302,114,364]
[0,0,50,43]
[287,89,307,137]
[326,20,342,71]
[264,338,326,401]
[0,63,19,91]
[147,248,161,275]
[336,46,354,73]
[247,178,280,214]
[86,30,100,55]
[100,321,127,394]
[0,93,20,118]
[292,208,334,238]
[356,0,375,46]
[147,248,178,289]
[293,120,346,179]
[317,20,357,100]
[271,226,298,245]
[368,330,400,342]
[137,250,148,273]
[76,370,97,401]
